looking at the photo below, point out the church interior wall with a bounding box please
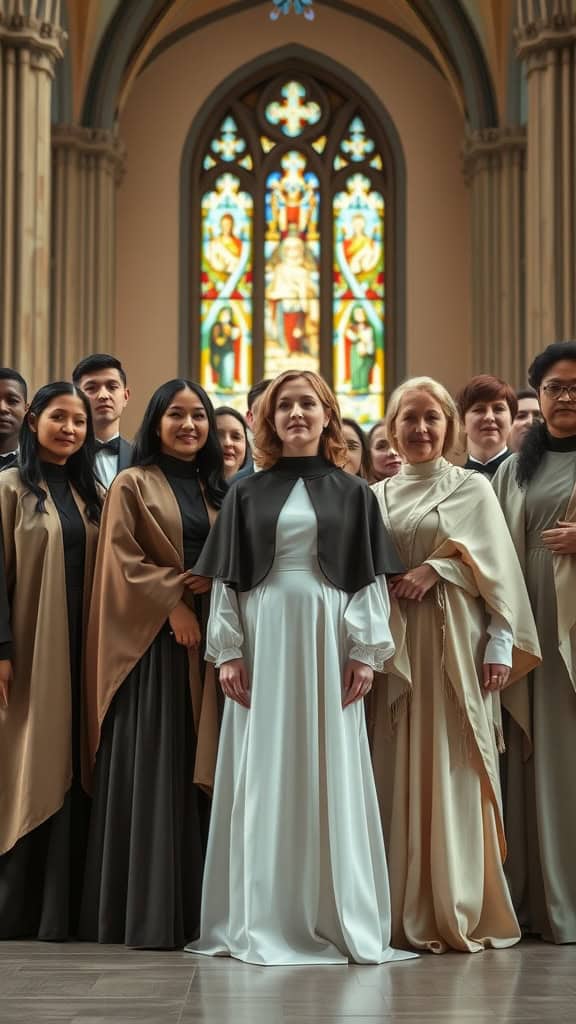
[115,4,471,435]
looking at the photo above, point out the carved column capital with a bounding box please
[0,4,66,74]
[516,1,576,68]
[52,124,126,184]
[462,126,526,185]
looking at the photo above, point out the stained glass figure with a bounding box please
[201,174,253,408]
[265,81,321,138]
[264,152,320,377]
[333,173,385,423]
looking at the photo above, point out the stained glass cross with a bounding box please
[265,81,321,138]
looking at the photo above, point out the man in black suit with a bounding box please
[72,353,132,487]
[0,368,28,470]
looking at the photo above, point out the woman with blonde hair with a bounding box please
[185,370,415,966]
[369,376,540,953]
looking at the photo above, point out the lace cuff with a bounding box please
[349,641,395,672]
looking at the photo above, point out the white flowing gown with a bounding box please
[187,481,416,966]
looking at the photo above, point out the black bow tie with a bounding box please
[0,452,16,464]
[97,437,120,455]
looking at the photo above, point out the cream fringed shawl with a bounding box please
[369,460,541,847]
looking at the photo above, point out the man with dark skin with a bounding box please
[0,369,28,469]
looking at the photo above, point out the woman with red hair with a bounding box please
[185,370,415,967]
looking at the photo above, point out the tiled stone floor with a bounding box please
[0,940,574,1023]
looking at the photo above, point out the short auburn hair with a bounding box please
[386,376,460,456]
[455,374,518,420]
[253,370,348,470]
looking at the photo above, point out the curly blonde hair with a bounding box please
[386,376,460,456]
[253,370,348,470]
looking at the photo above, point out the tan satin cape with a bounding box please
[370,465,541,850]
[0,468,98,855]
[493,455,576,698]
[83,465,219,795]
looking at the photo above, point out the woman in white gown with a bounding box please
[186,370,416,966]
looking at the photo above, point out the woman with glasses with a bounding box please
[493,341,576,944]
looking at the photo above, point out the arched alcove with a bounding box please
[179,46,406,420]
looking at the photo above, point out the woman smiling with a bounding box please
[80,380,226,949]
[186,370,414,966]
[0,383,101,939]
[369,376,540,954]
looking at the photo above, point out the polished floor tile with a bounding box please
[0,941,573,1023]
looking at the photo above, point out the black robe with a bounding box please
[194,455,404,591]
[464,448,513,479]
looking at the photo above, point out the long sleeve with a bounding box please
[424,554,513,665]
[344,575,395,671]
[206,579,244,667]
[484,609,514,667]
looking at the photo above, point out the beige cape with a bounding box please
[83,465,219,795]
[370,465,541,849]
[0,468,98,855]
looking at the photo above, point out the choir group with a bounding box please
[0,342,575,964]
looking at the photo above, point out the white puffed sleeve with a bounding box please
[205,579,244,667]
[483,608,514,668]
[344,576,396,671]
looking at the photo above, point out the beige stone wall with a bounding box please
[115,5,470,436]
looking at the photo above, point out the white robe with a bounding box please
[186,480,416,966]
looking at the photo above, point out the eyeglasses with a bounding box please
[541,382,576,401]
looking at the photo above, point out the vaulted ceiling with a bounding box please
[60,0,520,130]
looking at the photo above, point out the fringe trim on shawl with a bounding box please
[436,586,474,763]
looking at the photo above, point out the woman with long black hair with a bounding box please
[80,379,226,949]
[0,382,101,940]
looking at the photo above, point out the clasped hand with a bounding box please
[540,520,576,554]
[180,571,212,594]
[388,563,439,602]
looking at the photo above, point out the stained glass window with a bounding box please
[192,81,391,425]
[333,174,385,423]
[200,173,253,410]
[264,152,320,378]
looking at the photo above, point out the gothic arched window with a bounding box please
[190,70,394,424]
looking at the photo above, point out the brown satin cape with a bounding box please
[492,454,576,734]
[369,465,541,853]
[0,468,98,855]
[83,465,219,795]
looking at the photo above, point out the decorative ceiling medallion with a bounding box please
[270,0,315,20]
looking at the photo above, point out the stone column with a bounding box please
[517,0,576,359]
[50,125,125,378]
[0,0,65,388]
[463,127,526,384]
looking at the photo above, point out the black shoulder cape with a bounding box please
[193,455,404,593]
